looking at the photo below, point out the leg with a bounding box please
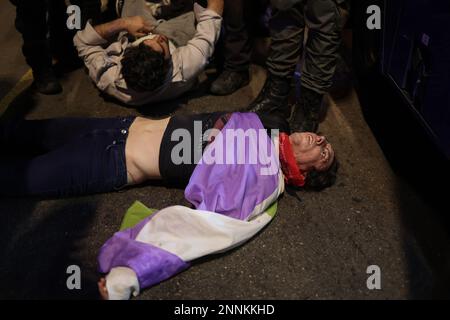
[210,0,251,95]
[0,117,134,154]
[48,0,81,70]
[9,0,63,94]
[10,0,52,73]
[302,0,343,94]
[247,1,306,118]
[71,0,103,27]
[223,0,251,73]
[266,1,305,80]
[0,123,130,197]
[291,0,344,132]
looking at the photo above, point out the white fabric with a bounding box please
[134,171,284,262]
[104,126,284,299]
[130,34,177,54]
[106,267,140,300]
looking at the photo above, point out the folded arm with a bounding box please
[73,16,154,99]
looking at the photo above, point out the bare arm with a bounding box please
[175,2,223,80]
[93,16,154,41]
[206,0,224,16]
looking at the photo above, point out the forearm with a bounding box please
[93,18,128,41]
[206,0,224,16]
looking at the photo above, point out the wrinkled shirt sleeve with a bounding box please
[73,22,128,101]
[175,3,222,81]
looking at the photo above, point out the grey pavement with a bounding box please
[0,0,449,300]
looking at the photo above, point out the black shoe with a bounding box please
[246,75,291,118]
[290,86,323,133]
[210,70,249,96]
[33,68,63,95]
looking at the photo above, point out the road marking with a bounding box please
[0,69,33,117]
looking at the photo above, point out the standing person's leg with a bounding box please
[48,0,83,72]
[210,0,250,96]
[0,117,133,197]
[10,0,62,95]
[247,1,305,118]
[70,0,103,27]
[290,0,343,132]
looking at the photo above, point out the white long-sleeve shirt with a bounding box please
[73,3,222,106]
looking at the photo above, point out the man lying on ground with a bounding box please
[0,111,336,197]
[73,0,223,105]
[0,111,337,299]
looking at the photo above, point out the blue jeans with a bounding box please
[0,116,136,197]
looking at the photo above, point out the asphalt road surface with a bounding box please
[1,1,449,300]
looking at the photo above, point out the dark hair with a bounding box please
[121,43,169,92]
[304,157,339,191]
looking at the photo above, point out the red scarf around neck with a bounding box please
[279,133,306,187]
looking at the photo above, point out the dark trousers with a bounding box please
[267,0,346,94]
[0,117,134,197]
[10,0,101,72]
[222,0,269,72]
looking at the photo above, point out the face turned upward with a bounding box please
[289,132,335,173]
[143,34,171,60]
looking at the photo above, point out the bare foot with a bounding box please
[98,277,109,300]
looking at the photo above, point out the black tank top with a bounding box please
[158,112,290,187]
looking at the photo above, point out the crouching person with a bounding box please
[73,0,223,106]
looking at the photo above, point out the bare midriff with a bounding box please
[125,116,171,185]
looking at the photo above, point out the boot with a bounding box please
[210,70,249,96]
[246,75,291,118]
[33,68,62,95]
[290,85,323,133]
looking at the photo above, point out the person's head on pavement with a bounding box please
[121,34,171,93]
[288,132,338,190]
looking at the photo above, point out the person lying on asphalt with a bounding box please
[88,111,336,300]
[0,111,337,198]
[73,0,223,105]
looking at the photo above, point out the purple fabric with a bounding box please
[98,213,189,288]
[185,113,279,221]
[98,112,281,292]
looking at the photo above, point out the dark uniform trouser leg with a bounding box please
[223,0,270,72]
[223,0,251,72]
[10,0,52,73]
[266,2,305,82]
[267,0,343,93]
[302,0,343,94]
[48,0,78,61]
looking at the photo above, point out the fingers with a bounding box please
[98,278,108,300]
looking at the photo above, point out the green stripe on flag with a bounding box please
[120,201,157,231]
[265,202,278,218]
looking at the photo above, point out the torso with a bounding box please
[125,112,290,187]
[125,116,170,184]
